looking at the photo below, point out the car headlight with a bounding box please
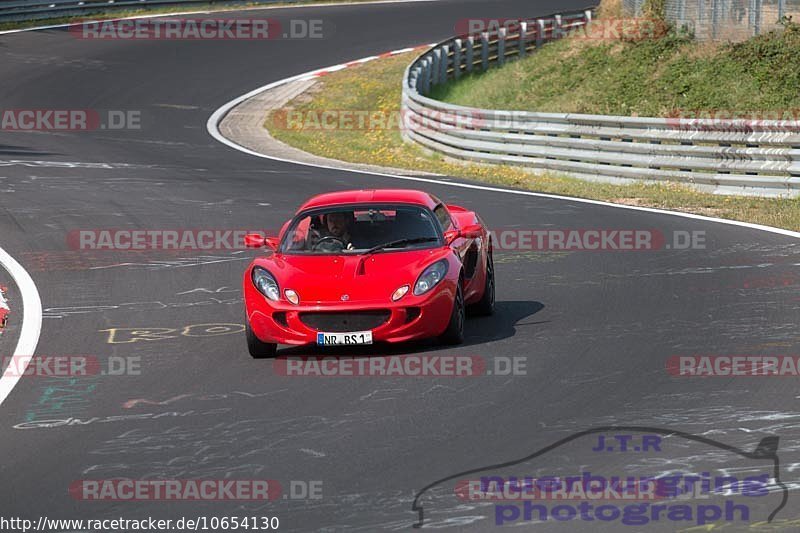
[252,266,280,301]
[414,260,448,296]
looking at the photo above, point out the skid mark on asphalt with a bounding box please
[20,251,250,272]
[122,394,193,410]
[43,296,242,319]
[544,407,800,443]
[1,51,108,69]
[89,254,249,270]
[153,104,201,110]
[122,389,289,409]
[358,388,407,401]
[493,251,570,264]
[89,135,197,147]
[14,407,234,430]
[77,412,361,479]
[299,448,326,458]
[176,286,238,295]
[0,159,159,169]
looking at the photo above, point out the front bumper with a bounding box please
[244,281,455,346]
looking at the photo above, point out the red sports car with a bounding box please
[242,189,494,357]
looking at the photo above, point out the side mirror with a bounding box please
[264,237,280,251]
[443,229,459,245]
[460,224,483,239]
[244,234,279,251]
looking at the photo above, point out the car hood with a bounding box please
[254,248,450,304]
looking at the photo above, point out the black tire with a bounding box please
[470,253,495,316]
[246,322,278,359]
[439,283,465,345]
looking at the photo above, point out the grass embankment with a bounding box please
[265,25,800,231]
[430,20,800,116]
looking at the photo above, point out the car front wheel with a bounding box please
[439,283,465,345]
[246,321,278,358]
[470,253,495,316]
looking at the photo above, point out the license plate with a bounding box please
[316,331,373,346]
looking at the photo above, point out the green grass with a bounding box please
[430,22,800,116]
[266,52,800,231]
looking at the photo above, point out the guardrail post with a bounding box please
[696,0,704,39]
[779,0,786,19]
[465,36,475,73]
[536,19,545,48]
[420,58,431,94]
[431,48,441,86]
[711,0,720,40]
[554,14,563,39]
[497,27,506,65]
[480,32,489,71]
[439,44,450,82]
[518,21,528,57]
[452,39,462,79]
[754,0,762,36]
[584,9,592,23]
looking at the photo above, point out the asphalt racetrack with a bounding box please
[0,0,799,531]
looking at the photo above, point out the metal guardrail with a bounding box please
[0,0,286,23]
[401,9,800,196]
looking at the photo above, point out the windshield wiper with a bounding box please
[361,237,438,256]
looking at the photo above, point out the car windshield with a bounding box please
[280,204,441,254]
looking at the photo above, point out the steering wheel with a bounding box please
[312,235,346,252]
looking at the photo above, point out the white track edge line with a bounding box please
[208,58,800,240]
[0,245,43,407]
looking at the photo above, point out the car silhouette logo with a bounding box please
[341,294,350,301]
[411,425,789,528]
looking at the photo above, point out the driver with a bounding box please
[326,212,353,244]
[309,211,356,251]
